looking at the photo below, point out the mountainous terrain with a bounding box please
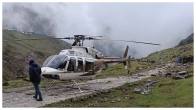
[146,33,193,64]
[3,30,71,81]
[177,33,193,46]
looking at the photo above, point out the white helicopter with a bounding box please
[39,35,160,80]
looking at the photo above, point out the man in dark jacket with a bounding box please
[29,59,43,101]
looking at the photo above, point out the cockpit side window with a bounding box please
[42,55,55,67]
[43,55,67,69]
[58,61,67,69]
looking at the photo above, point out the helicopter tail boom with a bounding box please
[95,45,130,67]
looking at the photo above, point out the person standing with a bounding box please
[29,59,43,101]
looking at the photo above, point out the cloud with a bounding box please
[3,3,193,57]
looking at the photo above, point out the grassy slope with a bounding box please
[178,33,193,46]
[146,43,193,63]
[96,61,152,78]
[3,30,71,81]
[45,77,193,107]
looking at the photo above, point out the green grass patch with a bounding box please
[96,61,152,78]
[3,78,68,90]
[3,79,31,89]
[44,76,193,107]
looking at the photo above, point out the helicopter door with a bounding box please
[67,57,77,72]
[77,58,84,72]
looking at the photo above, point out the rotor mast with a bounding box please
[72,35,85,46]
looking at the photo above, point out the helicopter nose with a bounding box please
[41,67,61,79]
[41,67,61,74]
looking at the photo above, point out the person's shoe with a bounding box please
[33,96,37,99]
[37,99,43,101]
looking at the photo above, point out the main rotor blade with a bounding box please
[82,36,103,40]
[83,35,103,38]
[3,35,103,42]
[95,39,160,45]
[84,37,101,40]
[3,37,75,41]
[3,35,160,46]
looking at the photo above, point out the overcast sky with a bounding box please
[3,3,193,57]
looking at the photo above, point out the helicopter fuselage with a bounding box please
[41,46,101,80]
[41,46,128,80]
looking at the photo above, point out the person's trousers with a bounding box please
[33,83,43,100]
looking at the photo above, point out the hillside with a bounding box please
[3,30,71,81]
[177,33,193,46]
[146,42,193,64]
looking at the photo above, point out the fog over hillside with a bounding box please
[3,3,193,58]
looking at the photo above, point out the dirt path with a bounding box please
[3,66,165,107]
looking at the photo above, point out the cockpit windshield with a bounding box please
[42,55,68,69]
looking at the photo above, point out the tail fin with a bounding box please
[123,46,129,67]
[123,45,129,58]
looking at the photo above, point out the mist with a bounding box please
[3,3,193,58]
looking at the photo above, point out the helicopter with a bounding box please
[4,34,160,80]
[37,35,160,80]
[40,35,130,80]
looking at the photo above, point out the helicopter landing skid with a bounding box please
[71,80,83,93]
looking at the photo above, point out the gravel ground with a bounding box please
[3,66,165,107]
